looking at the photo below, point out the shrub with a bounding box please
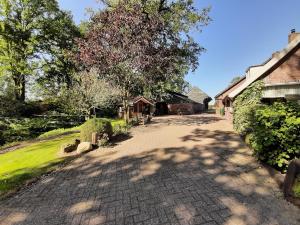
[111,119,128,135]
[233,81,264,135]
[0,117,83,147]
[80,118,113,142]
[249,102,300,171]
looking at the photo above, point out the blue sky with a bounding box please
[58,0,300,99]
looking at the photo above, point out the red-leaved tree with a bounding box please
[76,4,202,123]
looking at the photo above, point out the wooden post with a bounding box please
[91,132,98,145]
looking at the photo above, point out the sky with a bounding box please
[58,0,300,100]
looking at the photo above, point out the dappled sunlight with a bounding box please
[221,197,259,225]
[173,151,191,163]
[224,217,247,225]
[87,215,106,225]
[227,153,256,166]
[0,114,299,225]
[68,200,95,214]
[88,170,102,178]
[130,160,161,182]
[175,204,195,222]
[0,212,27,225]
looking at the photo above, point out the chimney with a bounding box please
[272,51,280,59]
[288,29,300,43]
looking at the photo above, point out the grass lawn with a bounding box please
[0,133,79,196]
[0,118,126,197]
[293,176,300,198]
[38,125,82,139]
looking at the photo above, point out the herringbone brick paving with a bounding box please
[0,114,299,225]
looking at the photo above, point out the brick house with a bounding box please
[119,89,212,118]
[156,91,202,115]
[215,30,300,120]
[156,90,211,115]
[215,77,246,120]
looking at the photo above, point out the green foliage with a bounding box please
[80,118,113,142]
[0,0,80,101]
[111,119,128,135]
[0,117,83,146]
[0,133,79,195]
[220,108,225,116]
[77,1,210,123]
[229,76,242,85]
[38,125,82,139]
[61,68,121,117]
[249,102,300,171]
[233,81,264,135]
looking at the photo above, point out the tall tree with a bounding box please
[100,0,210,97]
[229,76,242,85]
[0,0,80,101]
[76,2,209,122]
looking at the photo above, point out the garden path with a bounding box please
[0,114,299,225]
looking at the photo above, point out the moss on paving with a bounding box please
[0,133,79,196]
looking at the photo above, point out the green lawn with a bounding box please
[0,133,79,196]
[38,125,82,139]
[293,176,300,198]
[0,118,126,196]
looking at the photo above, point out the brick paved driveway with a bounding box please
[0,114,299,225]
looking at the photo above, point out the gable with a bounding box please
[188,87,211,104]
[229,37,300,99]
[263,46,300,84]
[215,78,246,100]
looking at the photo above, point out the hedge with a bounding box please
[249,102,300,171]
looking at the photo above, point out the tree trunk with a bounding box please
[14,74,26,102]
[123,91,130,124]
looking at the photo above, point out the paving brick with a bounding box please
[0,115,299,225]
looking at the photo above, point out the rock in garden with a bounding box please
[61,144,77,153]
[77,142,93,154]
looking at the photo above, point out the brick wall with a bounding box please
[215,78,245,116]
[264,47,300,84]
[168,103,195,115]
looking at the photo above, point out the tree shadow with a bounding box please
[151,114,224,127]
[0,119,299,225]
[110,133,133,147]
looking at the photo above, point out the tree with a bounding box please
[76,2,209,123]
[0,0,80,102]
[229,76,242,85]
[61,68,121,117]
[99,0,210,98]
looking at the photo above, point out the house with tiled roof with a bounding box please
[215,29,300,120]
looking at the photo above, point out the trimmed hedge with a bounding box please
[80,118,113,142]
[249,102,300,171]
